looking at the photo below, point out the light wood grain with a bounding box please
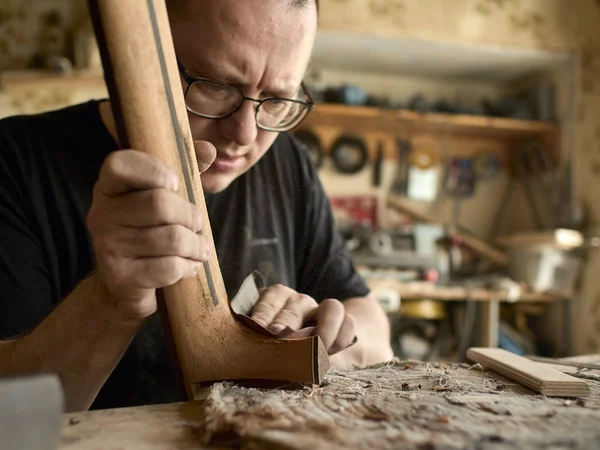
[467,347,590,397]
[60,361,600,450]
[304,103,559,141]
[366,279,563,303]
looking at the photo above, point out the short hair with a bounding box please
[290,0,319,10]
[166,0,318,20]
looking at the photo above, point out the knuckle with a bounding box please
[322,298,344,311]
[267,284,292,296]
[102,151,125,177]
[104,258,127,287]
[192,206,203,230]
[149,190,171,217]
[94,233,116,256]
[296,294,317,306]
[159,260,181,285]
[166,225,185,252]
[344,312,356,326]
[197,234,209,259]
[148,157,176,187]
[317,300,341,318]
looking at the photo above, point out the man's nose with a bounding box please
[218,100,258,147]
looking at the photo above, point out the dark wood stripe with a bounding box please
[146,0,219,306]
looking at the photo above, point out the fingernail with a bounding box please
[170,176,179,192]
[269,324,286,334]
[195,211,203,232]
[188,262,201,278]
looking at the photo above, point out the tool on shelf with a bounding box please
[372,140,384,187]
[489,140,560,240]
[387,196,508,266]
[330,134,369,174]
[391,138,410,195]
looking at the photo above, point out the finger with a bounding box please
[329,313,358,355]
[111,189,203,231]
[110,256,202,290]
[194,140,217,173]
[99,225,210,261]
[250,285,295,328]
[310,299,346,351]
[269,294,317,333]
[97,150,179,196]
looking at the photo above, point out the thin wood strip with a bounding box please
[467,347,590,397]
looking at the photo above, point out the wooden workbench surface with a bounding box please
[60,361,599,450]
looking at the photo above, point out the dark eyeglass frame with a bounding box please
[177,59,314,132]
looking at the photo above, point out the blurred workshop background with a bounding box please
[1,0,599,360]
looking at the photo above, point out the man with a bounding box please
[0,0,393,412]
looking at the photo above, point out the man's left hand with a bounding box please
[250,285,357,355]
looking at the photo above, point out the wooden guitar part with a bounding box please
[88,0,329,398]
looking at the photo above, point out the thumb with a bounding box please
[194,140,217,173]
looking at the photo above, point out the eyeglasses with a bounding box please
[177,60,314,132]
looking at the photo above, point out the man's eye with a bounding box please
[197,82,229,98]
[263,100,288,113]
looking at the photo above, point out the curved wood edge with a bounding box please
[89,0,329,397]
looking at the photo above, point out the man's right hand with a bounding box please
[87,148,213,321]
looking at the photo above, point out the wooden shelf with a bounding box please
[0,69,105,90]
[305,103,559,140]
[366,279,564,303]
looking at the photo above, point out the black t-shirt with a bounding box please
[0,100,369,409]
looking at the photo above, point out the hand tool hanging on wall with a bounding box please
[89,0,328,398]
[489,140,558,239]
[444,157,477,198]
[473,150,501,182]
[331,134,369,174]
[372,141,384,187]
[391,138,410,195]
[406,141,441,202]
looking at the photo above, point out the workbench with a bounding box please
[367,279,567,349]
[60,360,599,450]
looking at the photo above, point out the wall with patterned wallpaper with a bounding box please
[0,0,598,352]
[0,0,75,69]
[318,0,600,353]
[0,0,103,118]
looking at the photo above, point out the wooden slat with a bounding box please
[307,103,559,138]
[366,279,563,303]
[467,347,590,397]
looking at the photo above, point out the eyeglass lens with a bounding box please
[185,80,308,130]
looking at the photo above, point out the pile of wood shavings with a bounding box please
[194,360,600,450]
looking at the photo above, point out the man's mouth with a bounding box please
[211,153,244,173]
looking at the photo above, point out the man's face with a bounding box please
[171,0,317,193]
